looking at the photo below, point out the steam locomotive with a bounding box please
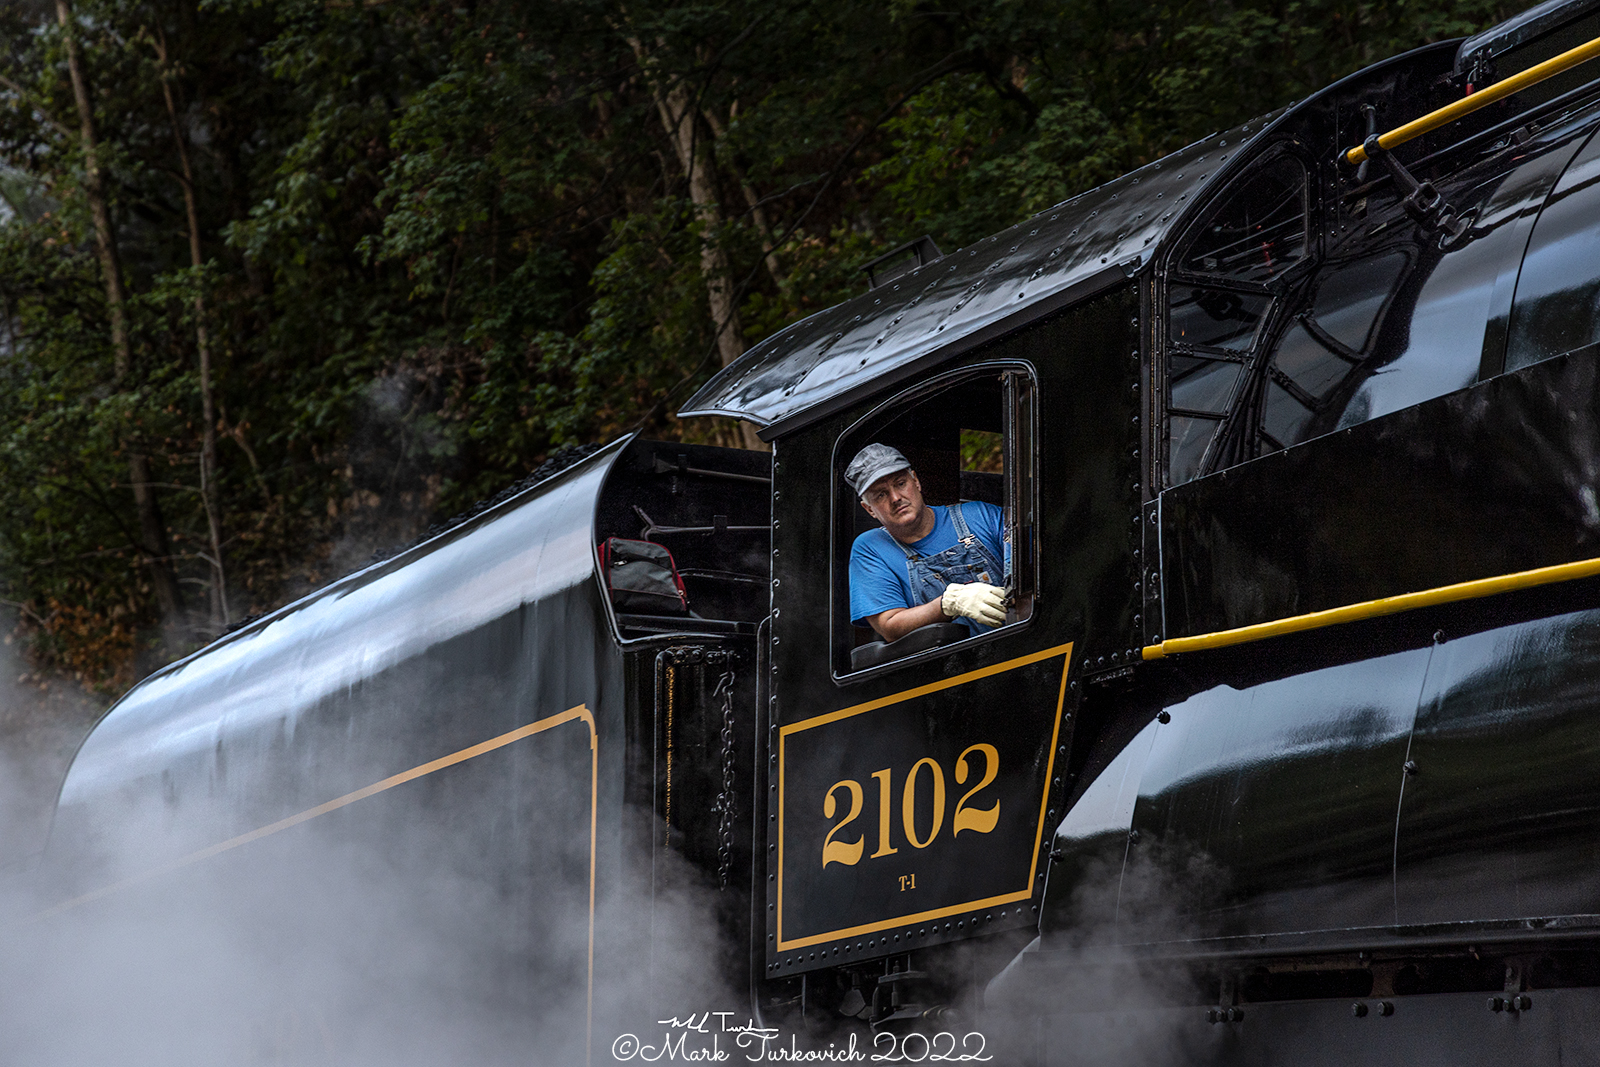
[40,0,1600,1061]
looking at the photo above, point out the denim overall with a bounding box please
[893,504,1007,632]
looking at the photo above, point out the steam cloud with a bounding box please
[0,696,739,1067]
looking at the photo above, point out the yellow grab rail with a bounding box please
[1344,33,1600,166]
[1141,553,1600,660]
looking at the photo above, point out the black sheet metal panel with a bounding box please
[763,289,1140,976]
[52,442,630,884]
[1333,127,1585,425]
[1507,126,1600,371]
[1165,86,1599,485]
[1160,347,1600,639]
[1038,719,1158,940]
[680,116,1288,436]
[775,646,1072,961]
[1155,38,1600,486]
[1117,648,1429,943]
[1396,608,1600,925]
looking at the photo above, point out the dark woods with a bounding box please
[0,0,1511,690]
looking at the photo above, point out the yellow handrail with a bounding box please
[1344,32,1600,166]
[1141,553,1600,660]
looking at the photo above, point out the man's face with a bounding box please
[860,468,926,538]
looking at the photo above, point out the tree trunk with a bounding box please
[627,38,765,451]
[156,28,228,627]
[701,106,786,288]
[56,0,183,619]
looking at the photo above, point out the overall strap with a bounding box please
[950,503,1005,579]
[949,502,977,544]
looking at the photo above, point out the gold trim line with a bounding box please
[1142,555,1600,660]
[1344,33,1600,165]
[38,705,601,1065]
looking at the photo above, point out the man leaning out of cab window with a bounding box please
[846,443,1007,644]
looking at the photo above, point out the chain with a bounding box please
[664,660,676,850]
[712,664,737,890]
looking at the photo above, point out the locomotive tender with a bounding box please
[41,0,1600,1061]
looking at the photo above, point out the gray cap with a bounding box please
[844,443,912,497]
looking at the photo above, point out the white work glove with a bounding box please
[941,582,1007,629]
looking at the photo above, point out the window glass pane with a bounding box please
[1273,323,1350,398]
[1181,157,1307,283]
[1312,252,1409,352]
[1170,414,1221,484]
[1262,380,1315,446]
[1170,357,1243,414]
[1170,287,1273,351]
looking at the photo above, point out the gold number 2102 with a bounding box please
[821,744,999,868]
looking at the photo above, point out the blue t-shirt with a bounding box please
[849,502,1005,628]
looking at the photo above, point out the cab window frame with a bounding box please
[1159,140,1322,487]
[829,360,1040,683]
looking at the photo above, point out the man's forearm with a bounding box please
[870,597,946,641]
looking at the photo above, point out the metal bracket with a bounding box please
[1358,130,1471,243]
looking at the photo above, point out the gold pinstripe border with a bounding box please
[776,644,1073,953]
[39,705,599,1064]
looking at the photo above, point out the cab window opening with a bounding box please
[591,441,772,639]
[1177,155,1309,284]
[835,367,1037,675]
[1163,147,1313,486]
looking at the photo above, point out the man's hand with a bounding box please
[941,582,1007,628]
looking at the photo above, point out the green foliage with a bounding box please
[0,0,1519,684]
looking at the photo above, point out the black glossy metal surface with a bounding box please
[45,444,641,1055]
[1121,649,1428,940]
[58,442,630,841]
[1161,347,1600,639]
[1038,720,1156,938]
[1337,133,1580,423]
[1033,595,1600,964]
[47,436,769,1041]
[1396,609,1600,923]
[1456,0,1600,77]
[1507,126,1600,369]
[1160,80,1600,485]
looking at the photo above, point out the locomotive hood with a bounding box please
[679,110,1289,439]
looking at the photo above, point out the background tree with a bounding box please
[0,0,1514,693]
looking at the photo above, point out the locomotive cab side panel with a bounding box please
[762,288,1141,978]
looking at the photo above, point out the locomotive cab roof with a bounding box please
[679,115,1283,438]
